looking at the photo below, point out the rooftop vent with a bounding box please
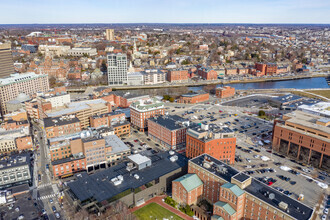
[279,201,288,211]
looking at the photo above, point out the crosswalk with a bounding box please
[38,183,52,188]
[38,194,57,200]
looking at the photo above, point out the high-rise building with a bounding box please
[0,72,49,116]
[107,53,127,85]
[0,43,15,78]
[105,29,114,41]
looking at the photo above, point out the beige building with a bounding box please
[0,43,14,79]
[0,72,49,116]
[106,29,115,41]
[46,99,111,128]
[38,45,71,57]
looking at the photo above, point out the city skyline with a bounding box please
[0,0,330,24]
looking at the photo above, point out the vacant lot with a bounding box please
[306,89,330,99]
[134,203,184,220]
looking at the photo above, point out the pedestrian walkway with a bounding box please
[38,183,52,188]
[38,194,57,200]
[130,195,194,220]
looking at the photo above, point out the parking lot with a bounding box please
[233,144,328,209]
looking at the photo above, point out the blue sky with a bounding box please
[1,0,329,24]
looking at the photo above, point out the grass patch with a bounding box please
[134,203,184,220]
[291,90,329,101]
[306,89,330,99]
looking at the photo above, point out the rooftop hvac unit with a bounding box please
[203,162,211,168]
[169,150,175,155]
[113,180,122,186]
[170,155,178,162]
[111,177,118,183]
[134,174,140,179]
[279,201,288,211]
[117,175,123,181]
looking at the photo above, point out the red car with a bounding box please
[219,110,223,113]
[134,139,138,142]
[267,181,274,186]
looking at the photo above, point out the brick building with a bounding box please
[272,110,330,169]
[90,112,125,128]
[216,86,235,99]
[167,69,189,82]
[172,173,203,205]
[44,115,81,139]
[148,115,188,150]
[112,121,131,137]
[197,67,218,80]
[178,91,209,104]
[130,98,165,131]
[186,124,236,164]
[1,120,29,131]
[178,154,314,220]
[255,63,278,76]
[15,136,33,151]
[52,155,86,178]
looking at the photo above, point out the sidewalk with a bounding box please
[131,195,194,220]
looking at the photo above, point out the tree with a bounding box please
[169,97,175,102]
[163,95,170,100]
[258,110,266,117]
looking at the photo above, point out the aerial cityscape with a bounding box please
[0,1,329,220]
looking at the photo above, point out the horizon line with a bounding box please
[0,22,330,25]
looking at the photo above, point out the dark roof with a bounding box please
[245,179,313,220]
[51,155,85,166]
[0,153,31,171]
[232,173,250,183]
[67,151,188,203]
[191,154,313,220]
[91,111,125,119]
[44,116,80,128]
[190,154,239,182]
[148,115,187,131]
[81,136,103,143]
[112,121,130,128]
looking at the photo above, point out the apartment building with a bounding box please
[38,45,70,57]
[186,123,236,164]
[0,153,31,189]
[130,98,165,131]
[148,115,188,150]
[178,91,209,104]
[255,63,278,76]
[141,69,166,85]
[0,43,14,79]
[197,67,218,80]
[112,121,131,137]
[0,72,49,115]
[0,128,32,153]
[44,115,81,139]
[82,136,106,168]
[173,154,314,220]
[172,173,203,205]
[37,92,70,109]
[273,109,330,169]
[167,69,189,83]
[106,29,115,41]
[107,53,127,85]
[90,112,125,128]
[216,86,235,99]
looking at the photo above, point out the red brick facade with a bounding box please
[216,86,235,99]
[197,67,218,80]
[52,157,86,178]
[178,93,209,104]
[130,108,165,132]
[167,70,189,82]
[15,136,33,151]
[186,135,236,164]
[172,180,203,205]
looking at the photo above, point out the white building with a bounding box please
[107,53,127,85]
[68,48,97,57]
[141,69,166,85]
[127,72,144,85]
[38,45,71,57]
[38,93,71,109]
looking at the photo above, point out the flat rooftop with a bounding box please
[190,154,313,220]
[44,115,79,128]
[148,115,188,131]
[67,151,188,203]
[104,135,130,154]
[0,153,30,170]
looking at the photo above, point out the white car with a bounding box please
[321,215,327,220]
[324,208,329,214]
[55,212,60,219]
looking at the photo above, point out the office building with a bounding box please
[0,153,31,189]
[52,154,86,178]
[68,48,97,57]
[106,29,115,41]
[141,69,166,85]
[172,154,314,220]
[273,110,330,169]
[197,66,218,80]
[130,98,165,131]
[66,151,188,212]
[107,53,127,85]
[148,115,189,150]
[46,99,111,128]
[0,72,49,116]
[167,69,189,83]
[44,115,81,139]
[216,86,236,99]
[178,91,210,104]
[0,43,14,79]
[186,123,236,164]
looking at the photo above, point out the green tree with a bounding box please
[258,110,266,117]
[169,97,175,102]
[163,95,170,100]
